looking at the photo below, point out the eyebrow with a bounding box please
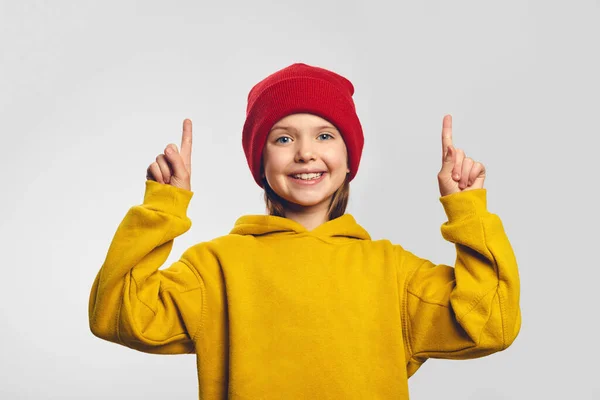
[270,124,338,133]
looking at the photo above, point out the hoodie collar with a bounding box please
[230,213,371,241]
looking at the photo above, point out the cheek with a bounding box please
[263,150,287,174]
[323,147,348,167]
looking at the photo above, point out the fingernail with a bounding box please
[166,147,173,155]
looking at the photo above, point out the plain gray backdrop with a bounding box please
[1,0,598,399]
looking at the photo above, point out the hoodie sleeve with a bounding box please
[396,189,521,377]
[88,180,205,354]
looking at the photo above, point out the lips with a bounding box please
[288,171,326,176]
[288,172,327,185]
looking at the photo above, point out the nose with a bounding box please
[294,138,317,162]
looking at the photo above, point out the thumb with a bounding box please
[165,144,188,178]
[440,145,455,174]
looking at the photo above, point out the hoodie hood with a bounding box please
[230,213,371,242]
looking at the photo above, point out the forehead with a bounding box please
[270,113,337,132]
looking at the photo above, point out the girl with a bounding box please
[88,63,521,399]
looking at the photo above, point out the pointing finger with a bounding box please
[442,114,453,163]
[180,119,193,173]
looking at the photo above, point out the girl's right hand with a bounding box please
[146,119,193,192]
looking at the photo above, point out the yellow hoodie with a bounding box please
[89,180,521,399]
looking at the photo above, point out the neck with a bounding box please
[282,203,330,231]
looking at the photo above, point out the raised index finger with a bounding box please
[441,114,453,162]
[180,118,193,170]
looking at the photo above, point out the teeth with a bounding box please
[293,172,323,180]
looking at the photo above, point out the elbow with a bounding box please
[89,312,120,344]
[463,302,522,356]
[486,305,522,353]
[501,306,522,351]
[89,318,105,339]
[88,278,116,342]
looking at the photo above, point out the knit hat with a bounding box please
[242,62,364,188]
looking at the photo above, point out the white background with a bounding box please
[1,0,598,399]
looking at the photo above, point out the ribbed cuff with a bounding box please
[143,180,194,218]
[438,188,488,222]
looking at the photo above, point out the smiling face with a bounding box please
[261,113,350,216]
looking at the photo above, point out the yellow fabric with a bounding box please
[89,180,521,399]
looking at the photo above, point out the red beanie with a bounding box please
[242,62,364,188]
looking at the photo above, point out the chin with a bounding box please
[282,189,335,207]
[286,197,329,208]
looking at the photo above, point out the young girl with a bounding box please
[88,62,521,399]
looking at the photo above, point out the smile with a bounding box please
[288,172,326,185]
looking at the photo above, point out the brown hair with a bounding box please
[261,173,350,221]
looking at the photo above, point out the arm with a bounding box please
[398,189,521,377]
[88,180,205,354]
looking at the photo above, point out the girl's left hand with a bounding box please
[437,114,486,197]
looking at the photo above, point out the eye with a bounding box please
[275,136,291,144]
[318,133,334,140]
